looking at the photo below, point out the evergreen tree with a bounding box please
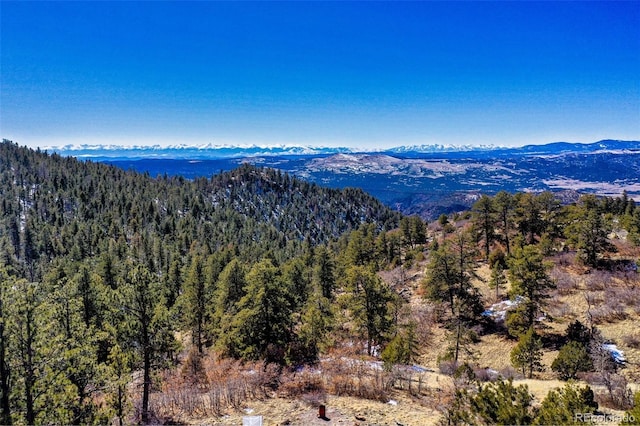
[423,231,483,363]
[510,327,543,378]
[494,191,515,255]
[507,244,555,334]
[565,195,613,267]
[7,279,42,424]
[313,245,335,300]
[298,284,335,362]
[381,322,419,368]
[75,264,99,328]
[344,224,377,267]
[180,254,211,353]
[536,191,562,240]
[566,320,592,347]
[629,208,640,246]
[514,192,543,244]
[343,265,394,356]
[211,258,246,338]
[488,262,507,302]
[119,262,175,424]
[551,341,593,380]
[164,254,183,307]
[44,267,104,424]
[0,267,12,425]
[471,379,534,425]
[471,195,497,261]
[5,279,79,424]
[104,343,132,426]
[223,260,293,361]
[400,215,427,249]
[533,383,597,425]
[282,257,311,312]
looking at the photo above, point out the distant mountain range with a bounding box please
[44,143,353,159]
[44,139,640,219]
[44,139,640,159]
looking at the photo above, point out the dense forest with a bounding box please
[1,139,640,425]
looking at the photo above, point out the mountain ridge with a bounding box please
[40,139,640,160]
[16,138,640,220]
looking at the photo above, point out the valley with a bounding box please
[60,140,640,220]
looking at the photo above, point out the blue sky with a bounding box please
[1,1,639,149]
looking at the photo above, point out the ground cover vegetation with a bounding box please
[1,140,640,424]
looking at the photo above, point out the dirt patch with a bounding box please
[192,394,442,426]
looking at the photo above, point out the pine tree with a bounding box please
[551,341,593,380]
[510,327,543,378]
[104,343,132,426]
[507,244,555,334]
[400,215,427,249]
[223,260,293,361]
[44,267,104,424]
[7,279,42,424]
[565,195,613,267]
[381,322,419,368]
[211,258,246,339]
[298,284,335,362]
[488,262,507,302]
[565,320,592,347]
[533,383,597,425]
[180,255,211,353]
[119,262,174,424]
[472,195,497,261]
[0,267,12,425]
[343,265,394,356]
[423,231,483,363]
[313,245,335,300]
[282,257,311,312]
[470,379,534,425]
[494,191,515,255]
[5,278,80,424]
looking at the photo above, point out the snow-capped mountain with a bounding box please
[44,139,640,160]
[42,143,357,159]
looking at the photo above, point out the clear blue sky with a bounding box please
[2,1,639,149]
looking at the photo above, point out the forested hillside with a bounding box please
[2,140,640,425]
[1,140,400,270]
[0,140,407,424]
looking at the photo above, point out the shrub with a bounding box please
[593,372,634,410]
[180,347,208,387]
[622,334,640,349]
[622,392,640,425]
[488,248,506,269]
[551,342,593,380]
[533,383,598,425]
[438,360,458,376]
[278,370,325,398]
[471,379,534,425]
[321,356,391,402]
[441,379,534,426]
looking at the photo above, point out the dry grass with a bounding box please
[146,244,640,425]
[192,393,442,426]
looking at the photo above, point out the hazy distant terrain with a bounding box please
[52,140,640,219]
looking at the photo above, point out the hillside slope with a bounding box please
[0,140,400,270]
